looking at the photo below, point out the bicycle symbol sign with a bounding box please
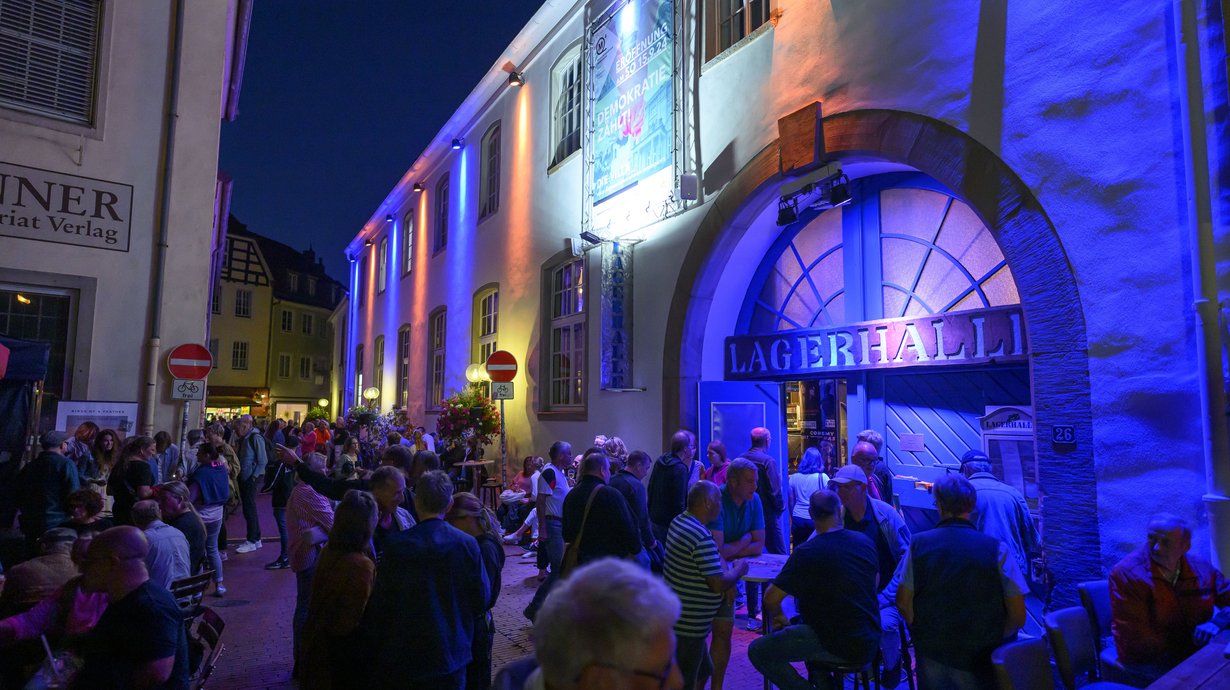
[171,378,204,401]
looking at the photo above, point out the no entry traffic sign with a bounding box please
[485,350,518,383]
[167,343,212,380]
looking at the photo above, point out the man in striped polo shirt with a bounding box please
[665,480,748,689]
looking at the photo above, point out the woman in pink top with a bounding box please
[706,440,730,486]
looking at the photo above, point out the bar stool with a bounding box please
[480,479,502,511]
[806,660,873,690]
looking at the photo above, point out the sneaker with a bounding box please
[265,557,290,570]
[213,584,227,597]
[235,540,262,554]
[745,617,762,632]
[880,662,903,689]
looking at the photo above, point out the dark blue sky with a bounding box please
[220,1,547,282]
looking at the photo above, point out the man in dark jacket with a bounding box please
[896,474,1027,689]
[647,430,697,543]
[16,431,80,547]
[562,451,641,570]
[739,427,786,555]
[609,449,659,569]
[362,470,489,689]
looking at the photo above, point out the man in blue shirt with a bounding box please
[706,458,764,690]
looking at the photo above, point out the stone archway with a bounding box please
[662,109,1098,604]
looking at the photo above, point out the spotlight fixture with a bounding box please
[364,238,373,247]
[508,71,525,86]
[385,213,394,223]
[579,230,605,244]
[451,138,464,150]
[413,182,424,193]
[776,198,799,226]
[828,175,852,207]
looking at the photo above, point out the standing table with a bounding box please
[1147,629,1230,689]
[741,553,790,690]
[456,459,493,493]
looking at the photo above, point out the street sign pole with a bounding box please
[499,399,507,487]
[179,402,189,469]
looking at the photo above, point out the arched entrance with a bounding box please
[663,109,1098,604]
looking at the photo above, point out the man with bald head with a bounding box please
[77,526,189,689]
[738,427,786,555]
[1110,513,1230,682]
[751,489,880,690]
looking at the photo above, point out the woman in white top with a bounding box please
[787,446,830,549]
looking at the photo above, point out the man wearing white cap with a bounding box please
[960,450,1038,577]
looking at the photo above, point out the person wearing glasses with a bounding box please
[524,557,684,690]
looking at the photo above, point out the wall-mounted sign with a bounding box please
[600,241,634,389]
[590,0,674,204]
[725,306,1027,380]
[0,161,133,252]
[55,400,139,437]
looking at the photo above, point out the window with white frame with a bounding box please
[211,284,221,314]
[280,309,293,333]
[277,353,291,379]
[301,313,314,336]
[550,44,582,167]
[0,0,102,125]
[428,309,446,408]
[434,177,449,252]
[234,289,252,318]
[402,209,414,275]
[707,0,773,60]
[377,237,388,292]
[547,258,585,408]
[307,277,317,296]
[208,339,218,368]
[480,123,501,219]
[477,288,499,364]
[396,326,410,409]
[373,335,385,408]
[232,341,249,370]
[300,355,312,381]
[289,272,299,292]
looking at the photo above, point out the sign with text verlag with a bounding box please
[167,343,212,380]
[0,161,133,252]
[485,350,518,383]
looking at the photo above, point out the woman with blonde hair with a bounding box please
[602,436,629,473]
[447,492,505,690]
[299,490,378,690]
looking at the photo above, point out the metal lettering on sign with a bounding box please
[600,241,634,389]
[171,379,204,401]
[491,382,514,400]
[0,160,134,252]
[1051,425,1076,445]
[724,306,1027,380]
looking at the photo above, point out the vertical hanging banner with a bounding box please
[590,0,675,231]
[600,241,634,389]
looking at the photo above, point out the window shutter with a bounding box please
[0,0,101,125]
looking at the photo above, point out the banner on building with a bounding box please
[600,241,634,389]
[0,161,133,252]
[725,306,1028,380]
[55,400,139,437]
[590,0,674,205]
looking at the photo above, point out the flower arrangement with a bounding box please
[436,383,501,447]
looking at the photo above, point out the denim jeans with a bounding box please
[272,507,289,559]
[293,566,315,666]
[916,656,992,690]
[748,624,850,690]
[880,605,903,674]
[203,518,224,583]
[238,475,261,543]
[524,519,564,620]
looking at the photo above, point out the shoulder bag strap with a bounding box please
[572,485,603,555]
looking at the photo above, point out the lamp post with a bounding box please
[362,387,380,410]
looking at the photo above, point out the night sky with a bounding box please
[219,1,548,283]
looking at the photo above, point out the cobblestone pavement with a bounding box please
[208,493,807,689]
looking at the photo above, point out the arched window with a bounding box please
[434,176,449,253]
[480,122,501,219]
[373,335,385,410]
[428,308,447,409]
[549,42,582,168]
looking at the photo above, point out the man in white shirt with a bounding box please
[132,499,189,590]
[523,441,573,621]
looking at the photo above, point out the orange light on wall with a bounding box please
[505,86,533,300]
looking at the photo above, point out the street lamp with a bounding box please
[362,387,380,409]
[317,398,329,407]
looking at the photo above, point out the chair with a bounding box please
[1076,580,1135,683]
[806,659,873,690]
[991,637,1055,690]
[169,570,214,619]
[1044,606,1137,689]
[189,607,225,689]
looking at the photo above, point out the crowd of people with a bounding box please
[1,412,1228,689]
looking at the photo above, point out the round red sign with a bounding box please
[167,343,213,380]
[485,350,518,383]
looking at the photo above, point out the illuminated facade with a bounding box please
[343,0,1230,602]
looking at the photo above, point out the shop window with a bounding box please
[434,176,449,253]
[277,353,291,379]
[402,209,414,275]
[0,287,74,400]
[377,237,388,293]
[373,335,385,408]
[234,289,252,318]
[544,258,585,409]
[479,122,501,219]
[396,325,411,409]
[232,341,249,370]
[280,309,293,333]
[0,0,102,125]
[706,0,773,61]
[550,43,582,167]
[428,309,446,409]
